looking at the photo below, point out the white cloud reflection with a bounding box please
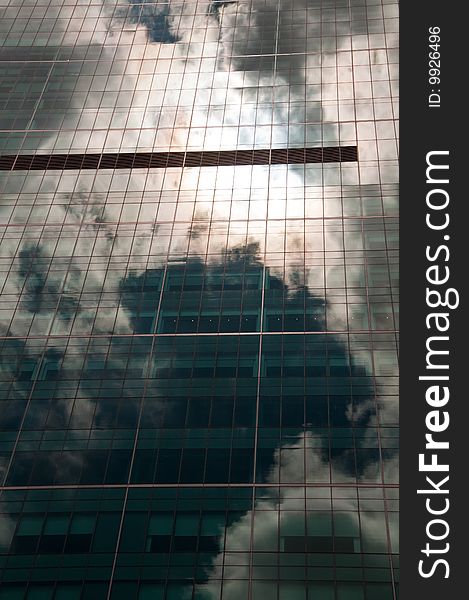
[198,433,398,598]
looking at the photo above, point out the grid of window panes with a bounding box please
[0,1,398,599]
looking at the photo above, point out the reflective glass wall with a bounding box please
[0,0,399,598]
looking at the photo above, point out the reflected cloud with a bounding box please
[115,0,181,43]
[199,433,397,598]
[0,2,398,593]
[1,245,396,491]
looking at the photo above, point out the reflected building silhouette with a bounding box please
[0,0,398,598]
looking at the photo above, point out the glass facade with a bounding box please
[0,1,398,598]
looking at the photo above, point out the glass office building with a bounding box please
[0,0,398,598]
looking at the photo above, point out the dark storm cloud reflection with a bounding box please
[1,246,386,489]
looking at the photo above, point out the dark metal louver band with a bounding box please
[0,146,357,171]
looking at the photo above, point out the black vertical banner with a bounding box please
[401,3,467,599]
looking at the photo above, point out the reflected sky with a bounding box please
[0,0,398,595]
